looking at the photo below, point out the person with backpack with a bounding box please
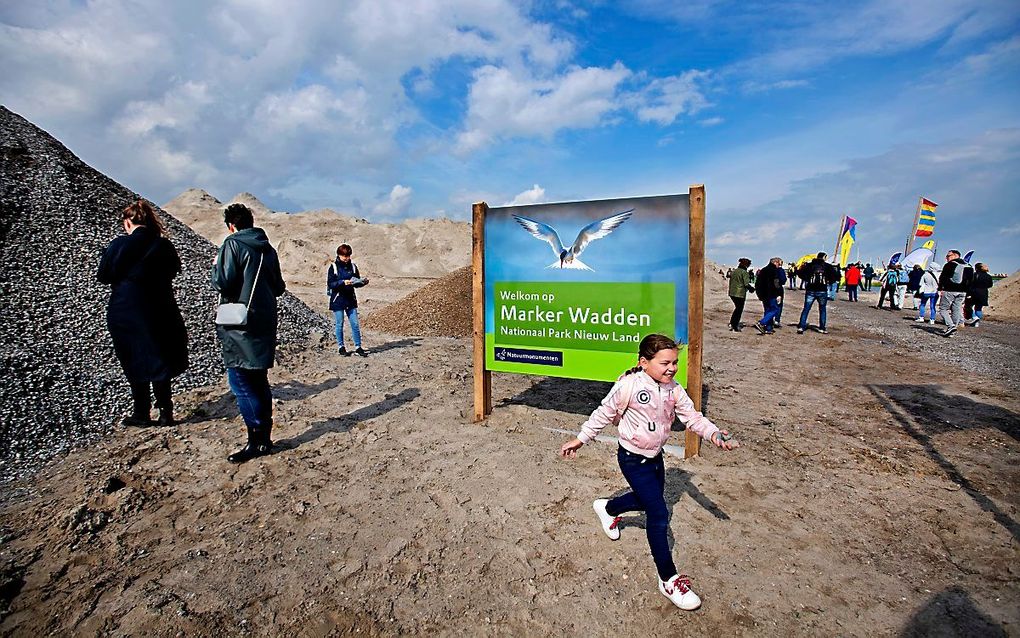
[914,265,940,324]
[328,243,369,356]
[876,265,901,310]
[796,252,839,334]
[937,250,974,336]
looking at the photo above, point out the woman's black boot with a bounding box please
[227,428,272,463]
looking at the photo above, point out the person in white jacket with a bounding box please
[914,265,940,324]
[560,334,738,611]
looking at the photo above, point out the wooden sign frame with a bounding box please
[472,185,706,458]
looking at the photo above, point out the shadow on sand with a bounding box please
[608,466,729,551]
[867,383,1020,542]
[500,378,613,416]
[899,586,1006,637]
[275,388,420,450]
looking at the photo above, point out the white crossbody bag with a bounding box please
[215,253,264,327]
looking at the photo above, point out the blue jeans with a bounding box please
[226,368,273,432]
[918,293,938,320]
[334,308,362,348]
[799,290,828,330]
[847,284,858,301]
[606,447,677,581]
[759,298,780,331]
[827,282,838,300]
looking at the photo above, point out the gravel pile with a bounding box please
[364,266,473,337]
[0,106,327,482]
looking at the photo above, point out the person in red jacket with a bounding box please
[844,262,862,302]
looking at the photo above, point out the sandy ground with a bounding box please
[2,273,1017,636]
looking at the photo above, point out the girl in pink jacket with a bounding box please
[560,334,738,610]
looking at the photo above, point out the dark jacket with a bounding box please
[907,267,924,291]
[211,228,286,369]
[797,258,839,292]
[98,226,188,382]
[938,258,974,293]
[755,263,785,300]
[864,265,875,278]
[968,271,994,306]
[327,258,364,311]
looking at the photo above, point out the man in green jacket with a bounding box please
[211,203,287,463]
[727,258,754,332]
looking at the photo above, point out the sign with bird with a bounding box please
[481,193,694,383]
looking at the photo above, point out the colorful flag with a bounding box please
[836,216,857,268]
[915,197,936,237]
[888,252,902,266]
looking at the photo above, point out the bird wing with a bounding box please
[513,215,564,257]
[570,208,634,256]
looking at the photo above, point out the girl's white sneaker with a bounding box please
[659,574,702,610]
[592,499,621,540]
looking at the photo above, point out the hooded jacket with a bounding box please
[918,269,939,295]
[211,227,287,369]
[577,370,720,457]
[327,258,364,311]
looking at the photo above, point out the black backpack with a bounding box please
[809,263,827,286]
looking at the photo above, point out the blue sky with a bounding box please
[2,1,1018,271]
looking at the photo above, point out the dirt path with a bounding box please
[2,289,1017,636]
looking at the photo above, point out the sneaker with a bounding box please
[592,499,621,541]
[818,328,828,334]
[972,320,980,328]
[964,318,977,326]
[914,317,925,322]
[355,347,368,357]
[928,319,936,325]
[338,346,351,356]
[942,325,958,337]
[753,322,767,335]
[659,574,702,611]
[796,328,804,334]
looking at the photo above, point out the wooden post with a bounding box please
[685,185,705,458]
[904,196,922,256]
[472,202,492,421]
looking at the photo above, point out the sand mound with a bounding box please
[364,266,472,337]
[990,270,1020,320]
[0,106,326,481]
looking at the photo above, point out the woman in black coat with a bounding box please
[964,262,994,327]
[98,200,188,426]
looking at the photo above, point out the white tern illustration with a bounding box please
[511,208,634,270]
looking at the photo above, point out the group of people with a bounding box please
[874,251,993,337]
[728,250,994,339]
[727,252,841,335]
[99,201,370,463]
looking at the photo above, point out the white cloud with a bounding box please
[372,184,413,218]
[699,116,724,127]
[635,70,709,125]
[505,184,547,206]
[456,63,632,153]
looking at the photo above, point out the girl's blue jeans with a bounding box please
[606,447,677,581]
[334,308,362,348]
[918,294,938,320]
